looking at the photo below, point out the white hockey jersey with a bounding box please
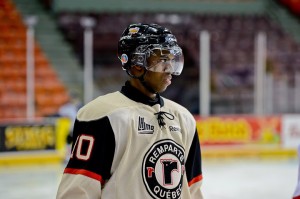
[57,82,203,199]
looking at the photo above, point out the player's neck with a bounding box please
[128,79,156,100]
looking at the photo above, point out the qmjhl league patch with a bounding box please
[142,139,185,199]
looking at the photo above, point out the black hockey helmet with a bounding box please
[117,23,184,75]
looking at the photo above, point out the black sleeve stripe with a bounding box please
[185,129,202,183]
[67,116,115,181]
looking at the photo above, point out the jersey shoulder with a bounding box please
[162,97,195,121]
[77,91,133,121]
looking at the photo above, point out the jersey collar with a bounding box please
[121,81,164,107]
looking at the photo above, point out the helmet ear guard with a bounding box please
[131,52,147,67]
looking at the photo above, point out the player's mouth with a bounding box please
[164,75,172,85]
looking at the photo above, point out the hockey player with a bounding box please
[56,23,203,199]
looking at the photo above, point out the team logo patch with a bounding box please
[138,116,154,134]
[120,54,128,64]
[142,139,185,199]
[129,27,139,35]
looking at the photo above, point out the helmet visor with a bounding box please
[146,46,184,75]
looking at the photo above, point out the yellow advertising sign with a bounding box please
[5,125,56,151]
[197,117,252,144]
[196,116,281,145]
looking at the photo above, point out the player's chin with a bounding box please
[157,83,170,93]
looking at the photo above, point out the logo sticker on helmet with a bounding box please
[121,54,128,64]
[129,27,139,35]
[142,139,185,199]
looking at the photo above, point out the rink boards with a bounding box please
[0,115,299,165]
[0,117,70,165]
[196,114,299,158]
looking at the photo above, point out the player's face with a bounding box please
[144,71,172,93]
[144,51,173,93]
[144,69,172,93]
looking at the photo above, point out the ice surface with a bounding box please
[0,158,297,199]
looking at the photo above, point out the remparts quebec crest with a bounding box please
[142,139,185,199]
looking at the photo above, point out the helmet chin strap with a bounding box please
[126,69,157,94]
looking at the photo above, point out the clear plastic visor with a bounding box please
[146,47,184,75]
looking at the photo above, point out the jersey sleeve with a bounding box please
[56,116,115,199]
[185,128,203,199]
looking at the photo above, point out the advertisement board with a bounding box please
[196,116,281,146]
[0,118,70,164]
[0,123,56,152]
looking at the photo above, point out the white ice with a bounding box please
[0,158,298,199]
